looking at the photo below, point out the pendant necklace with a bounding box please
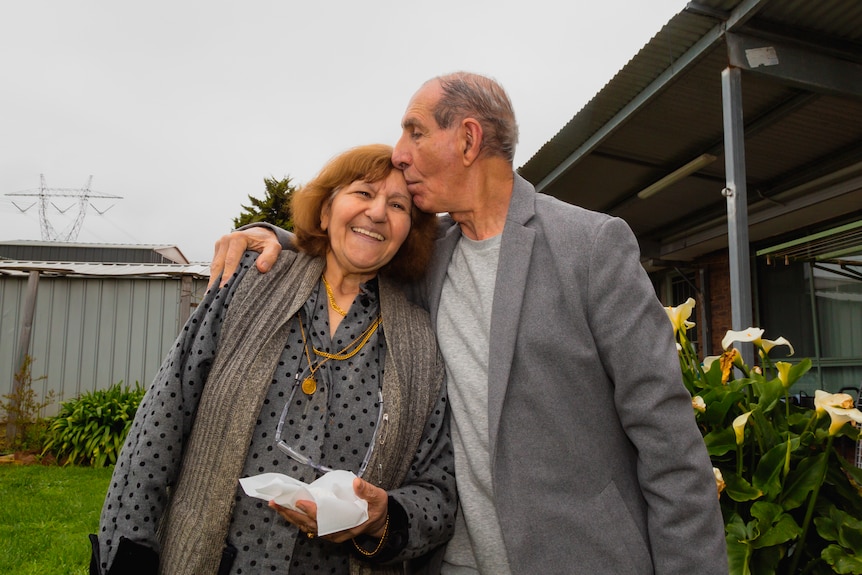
[297,311,382,395]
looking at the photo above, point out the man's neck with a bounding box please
[450,164,514,241]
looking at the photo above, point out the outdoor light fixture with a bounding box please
[637,153,718,199]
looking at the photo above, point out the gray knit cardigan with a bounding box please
[98,251,450,575]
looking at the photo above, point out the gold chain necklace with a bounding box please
[297,313,382,394]
[322,275,349,317]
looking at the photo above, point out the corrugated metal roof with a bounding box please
[0,240,182,250]
[0,240,191,264]
[519,0,862,268]
[0,260,210,278]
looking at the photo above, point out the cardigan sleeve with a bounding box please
[93,253,258,574]
[379,371,456,562]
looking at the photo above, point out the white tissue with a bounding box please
[238,470,368,536]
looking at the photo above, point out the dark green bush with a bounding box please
[43,381,146,467]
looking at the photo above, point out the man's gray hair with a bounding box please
[432,72,519,164]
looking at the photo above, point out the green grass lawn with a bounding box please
[0,465,113,575]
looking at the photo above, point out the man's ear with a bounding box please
[461,118,482,166]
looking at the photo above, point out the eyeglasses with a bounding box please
[275,374,385,479]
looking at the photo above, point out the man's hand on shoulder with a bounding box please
[209,227,281,288]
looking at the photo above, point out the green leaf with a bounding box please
[815,509,842,543]
[821,544,862,574]
[726,526,754,575]
[832,507,862,551]
[786,359,813,389]
[725,472,763,502]
[705,427,738,457]
[751,377,785,414]
[749,408,785,455]
[749,502,801,549]
[753,441,793,499]
[780,452,827,510]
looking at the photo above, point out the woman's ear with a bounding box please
[320,202,331,232]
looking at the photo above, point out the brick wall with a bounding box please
[701,250,732,356]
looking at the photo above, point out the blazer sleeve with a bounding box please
[586,217,727,574]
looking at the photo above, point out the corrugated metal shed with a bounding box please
[519,0,862,267]
[1,261,210,416]
[0,240,190,264]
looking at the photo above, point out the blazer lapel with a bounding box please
[488,175,536,459]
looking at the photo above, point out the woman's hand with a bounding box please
[269,498,321,537]
[268,477,389,543]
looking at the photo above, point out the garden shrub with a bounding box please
[43,381,146,467]
[1,355,54,453]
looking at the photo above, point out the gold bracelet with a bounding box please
[352,514,390,557]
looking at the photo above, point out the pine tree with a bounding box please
[233,176,296,231]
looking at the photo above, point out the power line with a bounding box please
[5,174,123,241]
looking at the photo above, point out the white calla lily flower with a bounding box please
[721,328,765,351]
[814,390,862,435]
[759,336,795,356]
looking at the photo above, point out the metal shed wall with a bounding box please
[1,274,209,416]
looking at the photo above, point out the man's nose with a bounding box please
[392,135,411,169]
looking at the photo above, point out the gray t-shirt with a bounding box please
[437,234,512,575]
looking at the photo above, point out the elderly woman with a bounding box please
[90,144,455,575]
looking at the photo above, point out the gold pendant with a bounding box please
[302,376,317,395]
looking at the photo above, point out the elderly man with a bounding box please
[210,72,727,574]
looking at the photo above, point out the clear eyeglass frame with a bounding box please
[275,373,384,479]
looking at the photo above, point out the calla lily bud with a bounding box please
[713,467,726,498]
[775,362,792,389]
[733,411,752,444]
[664,298,696,335]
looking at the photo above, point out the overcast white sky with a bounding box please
[1,1,685,262]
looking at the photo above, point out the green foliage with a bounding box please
[233,175,296,231]
[0,465,113,574]
[1,355,55,452]
[42,381,146,467]
[668,300,862,575]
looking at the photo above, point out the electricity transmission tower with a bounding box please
[6,174,123,242]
